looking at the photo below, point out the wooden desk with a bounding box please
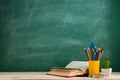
[0,72,120,80]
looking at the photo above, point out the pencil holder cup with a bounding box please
[88,60,100,75]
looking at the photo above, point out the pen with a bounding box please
[95,52,99,60]
[97,48,101,60]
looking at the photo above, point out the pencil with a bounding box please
[84,48,89,60]
[86,48,92,60]
[98,49,104,60]
[97,48,101,60]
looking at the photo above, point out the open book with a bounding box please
[47,61,88,78]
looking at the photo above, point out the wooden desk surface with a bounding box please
[0,72,120,80]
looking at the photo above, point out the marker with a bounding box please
[92,49,95,60]
[90,42,94,52]
[94,46,97,53]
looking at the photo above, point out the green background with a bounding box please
[0,0,120,71]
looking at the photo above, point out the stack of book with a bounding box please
[47,67,85,78]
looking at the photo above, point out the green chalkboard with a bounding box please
[0,0,120,71]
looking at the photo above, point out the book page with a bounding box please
[65,61,88,73]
